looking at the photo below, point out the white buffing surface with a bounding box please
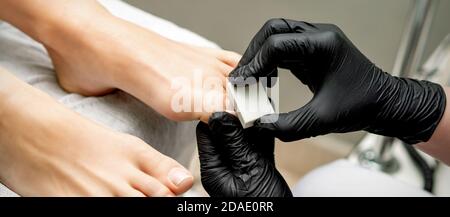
[227,81,274,128]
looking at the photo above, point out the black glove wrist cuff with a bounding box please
[367,77,446,144]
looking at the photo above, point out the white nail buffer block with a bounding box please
[227,81,275,128]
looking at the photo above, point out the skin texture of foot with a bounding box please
[0,69,193,196]
[0,0,241,122]
[44,13,240,122]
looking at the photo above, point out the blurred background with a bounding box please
[124,0,450,192]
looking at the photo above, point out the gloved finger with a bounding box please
[235,18,316,68]
[230,32,319,80]
[208,112,256,171]
[196,122,229,175]
[230,19,317,83]
[254,103,318,142]
[202,112,294,197]
[208,112,289,197]
[245,126,276,162]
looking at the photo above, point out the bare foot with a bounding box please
[0,70,193,196]
[42,13,240,122]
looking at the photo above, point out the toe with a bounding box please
[117,187,146,197]
[207,49,241,68]
[137,151,193,195]
[131,172,175,197]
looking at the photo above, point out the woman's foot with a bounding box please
[42,12,240,122]
[0,70,193,196]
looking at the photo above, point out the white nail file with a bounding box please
[227,81,275,128]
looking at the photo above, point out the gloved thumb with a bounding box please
[201,112,293,197]
[254,104,317,142]
[208,112,254,170]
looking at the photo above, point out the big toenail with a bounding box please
[168,168,192,187]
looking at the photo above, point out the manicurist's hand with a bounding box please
[196,112,292,197]
[230,18,446,145]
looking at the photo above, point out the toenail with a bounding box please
[168,168,192,187]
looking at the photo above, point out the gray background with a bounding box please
[125,0,450,144]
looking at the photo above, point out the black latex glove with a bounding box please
[230,18,446,144]
[196,112,292,197]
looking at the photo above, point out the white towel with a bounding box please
[0,0,219,196]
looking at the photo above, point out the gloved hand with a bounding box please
[196,112,292,197]
[230,18,446,144]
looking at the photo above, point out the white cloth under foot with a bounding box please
[0,0,219,196]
